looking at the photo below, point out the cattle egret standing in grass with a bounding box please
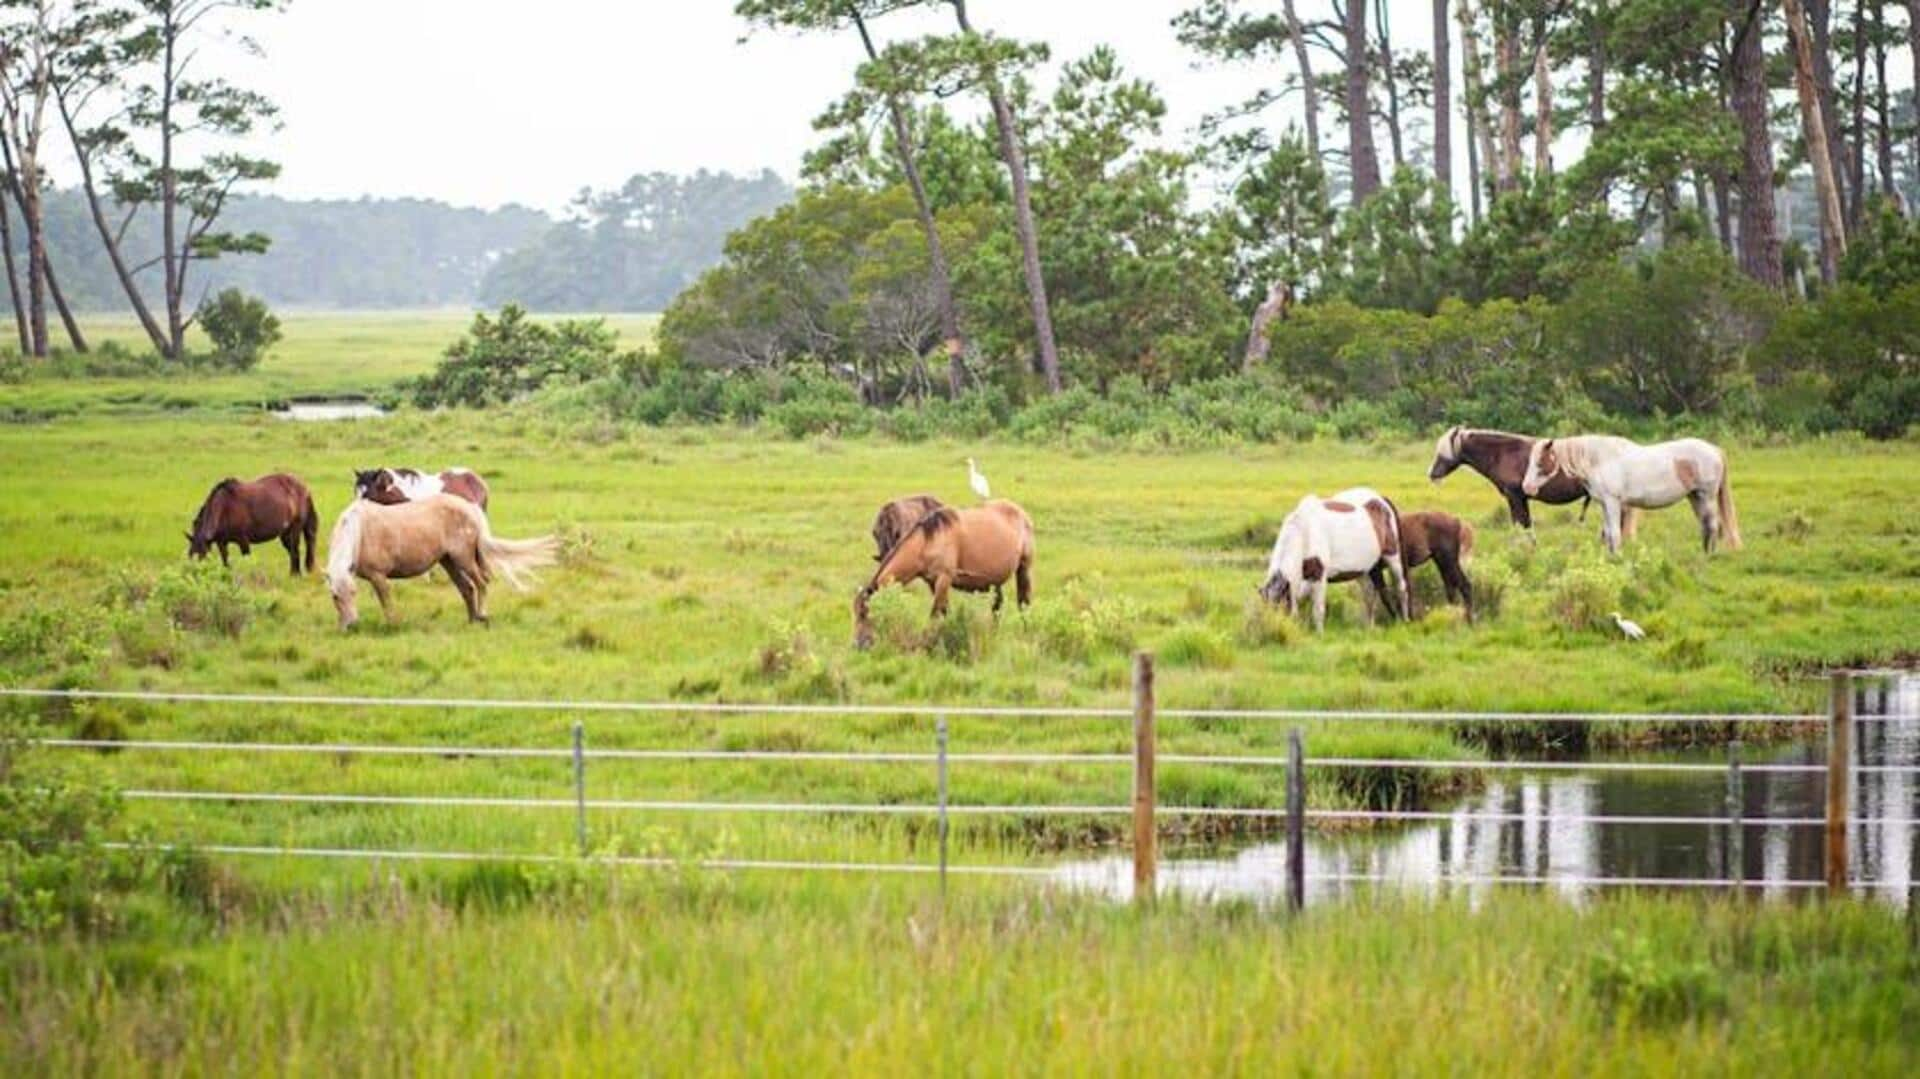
[1611,612,1646,640]
[967,457,990,501]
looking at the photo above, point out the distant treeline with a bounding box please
[20,169,791,313]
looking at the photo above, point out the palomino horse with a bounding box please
[354,467,490,511]
[1427,425,1638,537]
[327,494,558,629]
[854,500,1034,649]
[1522,436,1742,554]
[1397,510,1476,622]
[870,494,946,561]
[1259,487,1411,632]
[186,474,318,575]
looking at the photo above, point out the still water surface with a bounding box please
[1055,675,1918,905]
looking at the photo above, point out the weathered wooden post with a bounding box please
[1286,729,1305,912]
[936,715,950,896]
[1132,652,1156,905]
[572,720,588,857]
[1825,672,1853,896]
[1726,739,1744,893]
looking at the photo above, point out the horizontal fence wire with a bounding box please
[104,843,1851,891]
[48,739,1920,776]
[7,685,1899,723]
[113,789,1915,828]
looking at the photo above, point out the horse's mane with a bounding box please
[326,501,366,595]
[191,478,241,534]
[867,506,958,587]
[1549,435,1631,481]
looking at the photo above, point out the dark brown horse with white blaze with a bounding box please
[1427,425,1637,537]
[186,474,318,575]
[854,500,1034,649]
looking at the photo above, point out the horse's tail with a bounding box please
[302,493,319,573]
[1716,457,1743,551]
[476,513,560,592]
[1457,518,1476,567]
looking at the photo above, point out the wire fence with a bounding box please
[12,665,1920,905]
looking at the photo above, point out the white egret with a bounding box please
[1610,611,1646,641]
[966,457,990,501]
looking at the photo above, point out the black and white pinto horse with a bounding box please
[353,467,490,512]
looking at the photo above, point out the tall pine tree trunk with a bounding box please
[1588,15,1606,129]
[952,0,1060,393]
[57,92,169,354]
[1731,0,1783,288]
[1343,0,1383,201]
[42,249,83,352]
[1531,13,1552,179]
[851,8,967,395]
[0,189,26,354]
[1495,13,1523,190]
[1375,0,1405,170]
[1433,0,1452,196]
[1808,0,1850,234]
[1908,1,1920,195]
[1845,0,1866,226]
[1458,0,1500,204]
[1871,0,1892,198]
[1283,0,1321,161]
[1785,0,1848,283]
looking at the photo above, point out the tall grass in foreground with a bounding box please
[3,875,1915,1075]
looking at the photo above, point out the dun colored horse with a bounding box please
[870,494,946,561]
[1259,487,1411,632]
[1523,436,1741,554]
[1397,510,1476,622]
[854,500,1034,649]
[186,474,318,575]
[327,494,558,629]
[354,467,490,511]
[1428,425,1637,537]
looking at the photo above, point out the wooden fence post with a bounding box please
[1286,728,1305,913]
[1132,651,1156,905]
[1825,672,1852,896]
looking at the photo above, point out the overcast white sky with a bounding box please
[233,1,1447,212]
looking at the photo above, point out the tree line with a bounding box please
[582,0,1910,437]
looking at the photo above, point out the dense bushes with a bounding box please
[196,289,283,371]
[406,305,636,408]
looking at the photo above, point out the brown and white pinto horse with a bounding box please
[870,494,946,561]
[186,474,318,575]
[1522,436,1741,554]
[1428,425,1638,537]
[1258,487,1411,632]
[854,500,1034,649]
[354,467,490,511]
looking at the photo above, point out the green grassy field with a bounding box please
[0,310,659,416]
[4,878,1916,1074]
[2,316,1917,1073]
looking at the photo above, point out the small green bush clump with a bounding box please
[1586,930,1727,1024]
[196,289,282,371]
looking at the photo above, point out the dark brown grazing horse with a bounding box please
[1427,425,1637,537]
[1393,511,1476,622]
[186,474,318,575]
[870,494,946,561]
[354,467,490,512]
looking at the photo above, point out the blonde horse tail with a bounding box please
[1458,519,1476,567]
[1716,457,1742,550]
[475,511,560,592]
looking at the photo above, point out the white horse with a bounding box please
[1258,487,1412,632]
[1521,436,1742,554]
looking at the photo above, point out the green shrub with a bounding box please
[1547,557,1628,633]
[409,306,630,408]
[765,376,869,438]
[196,289,282,371]
[1586,930,1727,1024]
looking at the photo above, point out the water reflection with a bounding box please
[1055,674,1917,905]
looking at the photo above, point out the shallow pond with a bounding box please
[274,399,387,421]
[1056,674,1918,906]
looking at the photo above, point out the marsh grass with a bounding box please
[2,877,1914,1074]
